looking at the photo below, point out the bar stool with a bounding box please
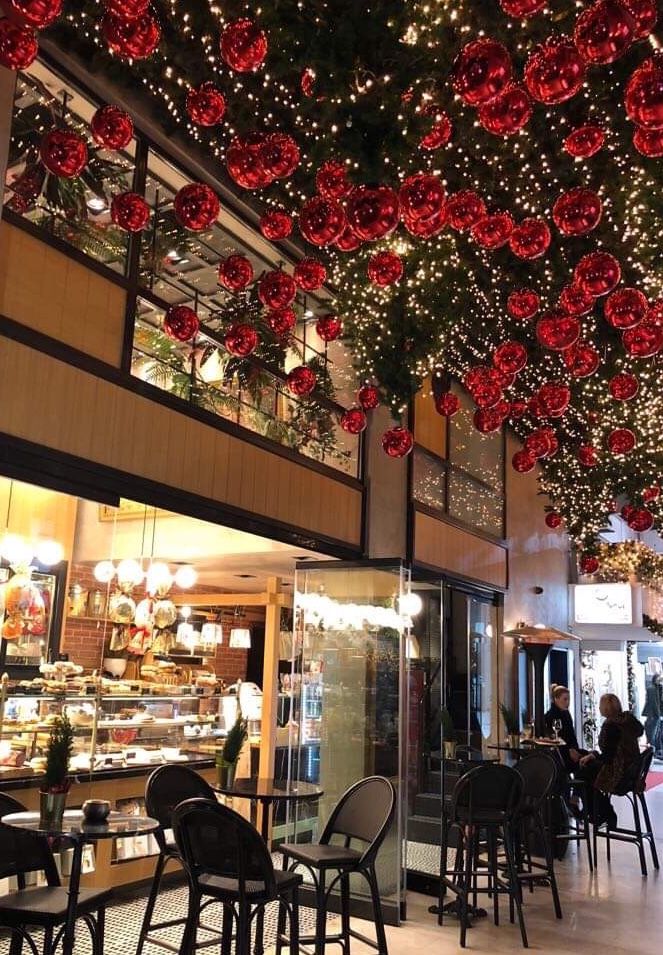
[278,775,396,955]
[554,775,593,870]
[513,752,563,919]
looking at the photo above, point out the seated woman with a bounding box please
[545,684,583,774]
[578,692,644,828]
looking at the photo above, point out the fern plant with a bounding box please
[44,715,74,793]
[221,711,248,765]
[499,702,520,736]
[440,706,456,743]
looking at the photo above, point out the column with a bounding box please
[364,406,409,558]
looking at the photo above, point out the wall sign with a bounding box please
[573,583,633,625]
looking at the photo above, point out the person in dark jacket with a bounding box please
[642,674,662,755]
[545,684,582,773]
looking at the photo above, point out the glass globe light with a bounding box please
[397,592,423,617]
[1,534,33,568]
[146,561,173,596]
[94,560,116,584]
[116,558,144,589]
[35,540,64,566]
[174,565,198,589]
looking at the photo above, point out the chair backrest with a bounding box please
[636,746,654,793]
[451,763,523,822]
[172,798,277,898]
[515,752,557,813]
[145,765,216,851]
[320,776,396,866]
[0,792,60,887]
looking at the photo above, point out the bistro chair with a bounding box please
[173,797,301,955]
[593,746,659,877]
[278,775,396,955]
[0,792,112,955]
[136,764,217,955]
[513,752,563,920]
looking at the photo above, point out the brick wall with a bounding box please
[61,562,253,683]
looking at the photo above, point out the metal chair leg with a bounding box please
[95,908,106,955]
[638,792,659,869]
[136,851,166,955]
[504,824,528,949]
[290,887,300,955]
[366,865,388,955]
[632,794,648,876]
[221,904,234,955]
[538,810,562,920]
[314,868,327,955]
[179,888,200,955]
[459,827,473,949]
[340,873,351,953]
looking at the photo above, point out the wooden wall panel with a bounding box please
[414,508,507,589]
[414,377,447,458]
[0,221,125,366]
[0,338,362,548]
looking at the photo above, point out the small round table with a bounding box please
[1,810,158,955]
[214,777,323,841]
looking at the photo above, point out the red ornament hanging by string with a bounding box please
[562,340,600,378]
[524,39,586,104]
[512,449,537,473]
[346,185,400,242]
[580,554,600,574]
[609,372,639,400]
[334,225,362,252]
[536,310,581,351]
[445,191,486,232]
[621,0,658,38]
[258,270,296,310]
[643,485,660,503]
[452,38,513,106]
[553,187,602,236]
[473,408,504,434]
[419,113,453,150]
[260,133,300,180]
[293,258,326,291]
[478,84,532,136]
[219,254,253,292]
[625,55,663,129]
[608,427,636,454]
[563,124,605,158]
[368,250,404,287]
[316,160,352,199]
[224,322,259,358]
[40,128,88,178]
[500,0,546,17]
[493,341,528,375]
[628,508,654,532]
[110,192,150,232]
[340,407,367,435]
[102,12,161,60]
[259,209,293,241]
[163,305,199,342]
[545,512,563,529]
[574,0,636,65]
[220,18,267,72]
[186,83,226,127]
[509,217,551,259]
[104,0,149,18]
[435,392,460,416]
[315,314,343,342]
[0,18,37,69]
[578,444,599,467]
[3,0,62,28]
[472,211,514,249]
[573,251,621,297]
[265,307,296,337]
[538,381,571,417]
[559,283,594,316]
[604,286,648,329]
[622,319,663,356]
[633,127,663,156]
[91,105,133,149]
[174,183,219,231]
[287,365,317,397]
[507,288,540,320]
[382,427,414,458]
[226,135,271,190]
[399,174,445,222]
[358,384,380,410]
[299,196,346,247]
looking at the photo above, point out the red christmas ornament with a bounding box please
[512,449,537,473]
[478,84,532,136]
[287,366,317,397]
[509,217,551,259]
[382,427,414,458]
[174,183,219,231]
[573,251,621,297]
[633,127,663,156]
[419,113,453,150]
[163,305,199,342]
[493,341,528,375]
[445,191,486,232]
[300,67,316,98]
[609,371,639,399]
[258,270,296,310]
[452,38,513,106]
[399,174,445,222]
[358,384,380,410]
[604,286,648,329]
[219,254,253,292]
[220,18,267,72]
[621,0,658,38]
[464,365,501,392]
[315,315,343,342]
[102,12,160,60]
[186,83,226,127]
[403,205,447,238]
[473,380,503,409]
[260,133,300,180]
[265,307,296,337]
[40,128,88,178]
[224,323,259,358]
[500,0,546,17]
[507,288,540,320]
[563,124,605,158]
[545,512,563,529]
[334,225,362,252]
[524,38,586,104]
[536,309,581,351]
[473,408,504,434]
[316,160,352,199]
[340,408,367,435]
[299,196,346,247]
[510,399,528,418]
[647,299,663,324]
[259,210,293,241]
[368,250,404,287]
[0,18,37,69]
[4,0,62,28]
[625,55,663,129]
[226,135,271,190]
[574,0,635,65]
[346,185,400,242]
[580,554,600,575]
[608,427,636,454]
[643,485,660,502]
[525,428,554,458]
[560,283,594,316]
[621,504,636,523]
[435,392,460,416]
[91,105,133,149]
[628,507,654,532]
[538,381,571,417]
[552,187,602,236]
[563,340,600,378]
[104,0,149,17]
[578,444,599,467]
[472,211,514,249]
[293,258,326,291]
[110,192,150,232]
[623,319,663,356]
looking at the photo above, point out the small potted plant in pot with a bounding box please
[441,706,457,759]
[216,709,248,788]
[40,714,74,829]
[499,702,521,749]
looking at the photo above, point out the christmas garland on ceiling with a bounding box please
[1,0,663,556]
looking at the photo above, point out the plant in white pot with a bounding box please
[40,714,73,828]
[216,710,248,788]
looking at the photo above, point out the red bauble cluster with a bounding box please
[560,283,594,316]
[91,105,134,149]
[509,217,551,259]
[186,83,226,127]
[258,270,296,310]
[224,322,259,358]
[316,160,352,199]
[573,251,621,297]
[507,288,540,320]
[609,371,639,400]
[580,554,600,575]
[500,0,546,17]
[358,384,380,410]
[478,84,532,136]
[563,340,600,378]
[563,124,605,157]
[164,304,199,342]
[446,191,486,232]
[110,191,150,232]
[493,340,528,375]
[399,174,445,223]
[259,209,293,241]
[604,287,648,328]
[420,113,453,150]
[227,133,298,190]
[578,444,599,467]
[452,38,513,106]
[545,512,563,529]
[347,185,400,242]
[525,426,557,458]
[174,183,219,231]
[3,0,62,27]
[625,55,663,129]
[574,0,636,65]
[472,211,514,249]
[266,307,296,337]
[102,11,161,60]
[368,250,404,287]
[633,127,663,156]
[435,392,460,417]
[0,18,38,70]
[473,407,504,434]
[382,427,414,458]
[220,18,267,72]
[536,309,580,351]
[553,187,602,236]
[299,196,346,247]
[287,365,317,397]
[219,254,253,292]
[608,427,636,455]
[623,319,663,356]
[538,381,571,417]
[525,39,585,104]
[512,449,537,473]
[293,258,326,291]
[315,315,343,342]
[340,408,367,435]
[40,127,88,178]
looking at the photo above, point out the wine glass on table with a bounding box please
[552,718,562,742]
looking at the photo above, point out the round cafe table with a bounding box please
[1,810,159,955]
[213,777,323,841]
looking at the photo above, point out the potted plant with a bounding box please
[441,706,457,759]
[216,709,248,788]
[499,702,521,749]
[40,714,73,828]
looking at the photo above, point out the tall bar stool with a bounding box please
[135,765,217,955]
[554,775,593,870]
[513,752,563,920]
[278,775,396,955]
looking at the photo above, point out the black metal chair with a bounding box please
[593,746,659,876]
[278,775,396,955]
[0,792,112,955]
[437,763,527,948]
[514,752,563,920]
[135,764,217,955]
[554,772,594,870]
[173,797,301,955]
